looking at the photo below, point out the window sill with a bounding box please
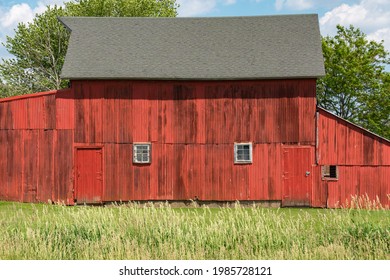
[321,177,338,181]
[234,161,252,165]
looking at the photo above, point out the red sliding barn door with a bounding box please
[75,148,103,204]
[282,146,313,207]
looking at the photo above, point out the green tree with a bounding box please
[0,0,178,97]
[0,6,69,96]
[317,25,390,138]
[358,72,390,139]
[0,80,13,98]
[66,0,177,17]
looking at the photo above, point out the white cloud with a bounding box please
[1,3,36,28]
[275,0,313,11]
[0,1,65,60]
[41,0,66,5]
[177,0,217,16]
[177,0,237,17]
[368,28,390,53]
[319,0,390,51]
[223,0,236,5]
[320,4,367,33]
[0,1,60,29]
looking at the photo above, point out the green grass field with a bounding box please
[0,201,389,260]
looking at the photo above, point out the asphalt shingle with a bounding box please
[59,15,325,80]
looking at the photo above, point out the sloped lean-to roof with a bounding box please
[59,14,325,80]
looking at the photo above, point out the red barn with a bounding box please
[0,15,389,207]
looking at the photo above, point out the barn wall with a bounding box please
[0,90,74,204]
[3,80,388,207]
[72,79,317,145]
[102,143,283,201]
[71,79,316,202]
[316,109,390,208]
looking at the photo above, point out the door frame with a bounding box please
[74,145,104,204]
[282,145,314,207]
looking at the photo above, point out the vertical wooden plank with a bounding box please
[218,145,227,200]
[0,102,6,129]
[54,130,74,204]
[172,144,185,200]
[103,82,118,143]
[269,143,282,200]
[203,144,213,200]
[116,144,130,201]
[74,81,86,143]
[165,143,174,200]
[7,130,23,201]
[132,82,149,142]
[241,85,252,142]
[23,130,40,202]
[379,166,390,208]
[104,144,118,201]
[119,82,133,143]
[44,95,56,129]
[205,86,217,144]
[37,130,54,202]
[222,144,234,200]
[0,131,7,199]
[363,134,375,165]
[336,120,347,165]
[233,87,243,143]
[56,89,74,130]
[195,84,206,144]
[249,143,265,200]
[88,82,104,143]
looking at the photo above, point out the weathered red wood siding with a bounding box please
[316,109,390,208]
[102,143,284,201]
[72,79,317,145]
[1,80,316,204]
[0,90,73,204]
[70,79,316,202]
[2,80,388,207]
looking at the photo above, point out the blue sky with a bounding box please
[0,0,389,60]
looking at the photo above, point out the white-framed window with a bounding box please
[321,165,338,180]
[133,143,151,164]
[234,142,253,164]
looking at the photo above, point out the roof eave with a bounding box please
[61,75,324,80]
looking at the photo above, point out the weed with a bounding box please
[0,202,388,260]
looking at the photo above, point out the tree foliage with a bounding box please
[317,25,390,139]
[358,72,390,139]
[0,6,69,96]
[0,0,178,97]
[66,0,177,17]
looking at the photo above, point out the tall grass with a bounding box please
[0,202,389,260]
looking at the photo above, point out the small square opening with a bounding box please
[322,165,338,180]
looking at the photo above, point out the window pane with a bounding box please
[237,149,249,160]
[234,143,252,163]
[133,143,151,163]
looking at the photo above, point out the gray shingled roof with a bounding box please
[59,15,325,80]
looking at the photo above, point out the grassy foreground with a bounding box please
[0,201,389,260]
